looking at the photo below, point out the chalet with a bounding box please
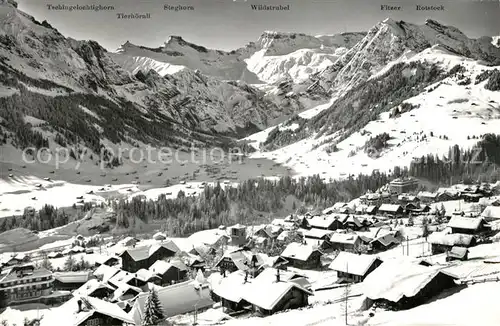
[149,260,188,286]
[363,261,459,310]
[417,191,439,203]
[463,193,483,202]
[481,206,500,222]
[229,224,247,246]
[107,270,143,289]
[436,191,454,202]
[397,194,420,205]
[130,280,214,324]
[119,241,180,272]
[109,283,142,303]
[329,233,362,252]
[280,243,322,269]
[369,233,400,253]
[328,252,382,283]
[244,278,312,316]
[428,232,476,254]
[446,246,469,262]
[215,248,266,274]
[437,188,460,200]
[135,268,162,284]
[322,202,347,214]
[93,265,120,283]
[447,216,486,234]
[116,236,139,247]
[389,177,419,194]
[307,215,344,231]
[152,232,166,241]
[94,255,120,268]
[405,203,431,215]
[301,228,334,242]
[189,244,215,257]
[52,271,93,291]
[343,215,363,231]
[377,204,404,218]
[47,252,63,259]
[74,279,115,299]
[39,296,135,326]
[212,270,253,312]
[360,192,391,206]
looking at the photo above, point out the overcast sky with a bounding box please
[17,0,500,52]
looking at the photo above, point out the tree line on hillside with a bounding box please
[0,204,76,233]
[112,173,391,237]
[408,133,500,184]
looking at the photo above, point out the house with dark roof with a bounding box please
[280,243,322,269]
[119,241,180,272]
[52,271,93,291]
[130,280,214,324]
[328,252,382,283]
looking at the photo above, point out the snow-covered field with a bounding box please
[0,173,242,218]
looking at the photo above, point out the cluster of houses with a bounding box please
[2,178,500,325]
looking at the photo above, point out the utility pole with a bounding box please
[406,236,409,256]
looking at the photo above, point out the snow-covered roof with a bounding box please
[362,261,458,303]
[329,232,360,245]
[481,206,500,220]
[447,216,483,230]
[109,283,141,302]
[280,243,320,261]
[329,252,381,276]
[53,271,91,284]
[417,191,438,199]
[378,204,402,213]
[307,215,339,229]
[244,280,312,311]
[135,268,158,282]
[153,232,166,240]
[93,264,120,282]
[40,296,134,326]
[427,232,474,246]
[73,279,114,297]
[301,228,334,239]
[149,259,188,275]
[212,270,253,303]
[130,280,213,324]
[344,215,362,228]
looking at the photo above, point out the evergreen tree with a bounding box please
[141,289,165,326]
[63,255,76,271]
[41,255,53,271]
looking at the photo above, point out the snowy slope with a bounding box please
[246,47,500,179]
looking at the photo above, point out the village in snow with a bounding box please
[0,177,500,325]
